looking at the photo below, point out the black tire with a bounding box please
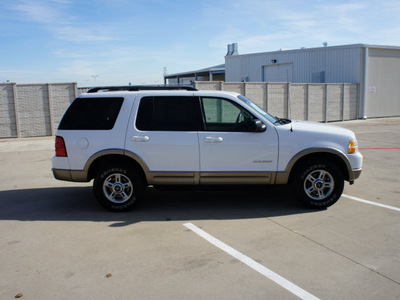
[93,164,145,212]
[292,160,344,208]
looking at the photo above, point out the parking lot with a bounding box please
[0,117,399,299]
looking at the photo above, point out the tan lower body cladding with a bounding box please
[146,171,275,185]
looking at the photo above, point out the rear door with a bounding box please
[126,95,202,183]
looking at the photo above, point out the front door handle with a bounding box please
[204,137,223,143]
[131,136,150,142]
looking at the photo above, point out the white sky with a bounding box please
[1,0,399,86]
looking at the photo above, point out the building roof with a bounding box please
[225,44,400,58]
[164,64,225,78]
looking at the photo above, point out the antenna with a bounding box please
[287,78,292,121]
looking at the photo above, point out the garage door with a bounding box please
[263,63,293,82]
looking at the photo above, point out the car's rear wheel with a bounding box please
[293,160,344,208]
[93,164,144,211]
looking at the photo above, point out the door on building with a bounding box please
[263,63,293,82]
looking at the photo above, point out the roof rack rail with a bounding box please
[87,85,198,93]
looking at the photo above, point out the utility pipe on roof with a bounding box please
[362,46,368,119]
[227,44,233,56]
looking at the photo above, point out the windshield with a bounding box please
[237,95,278,123]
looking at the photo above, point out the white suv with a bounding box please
[52,86,362,211]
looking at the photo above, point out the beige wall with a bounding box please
[0,83,77,138]
[0,81,361,138]
[195,81,359,122]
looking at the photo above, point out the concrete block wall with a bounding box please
[0,83,77,138]
[0,81,360,138]
[195,81,359,122]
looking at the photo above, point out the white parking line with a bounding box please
[183,222,320,300]
[342,194,400,212]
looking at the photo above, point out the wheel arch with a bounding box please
[284,148,352,184]
[85,149,149,184]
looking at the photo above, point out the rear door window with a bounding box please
[136,96,202,131]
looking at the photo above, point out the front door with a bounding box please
[198,97,278,184]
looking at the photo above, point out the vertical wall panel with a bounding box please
[290,84,307,120]
[327,84,342,121]
[308,84,325,122]
[50,83,76,133]
[16,84,51,137]
[344,84,358,120]
[77,87,91,95]
[0,84,17,138]
[244,83,267,110]
[267,83,288,118]
[194,81,222,91]
[222,82,245,94]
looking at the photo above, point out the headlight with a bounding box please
[348,140,358,154]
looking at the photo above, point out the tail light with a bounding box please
[55,136,67,157]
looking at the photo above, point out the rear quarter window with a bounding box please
[58,97,124,130]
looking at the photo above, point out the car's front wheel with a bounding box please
[93,164,144,211]
[293,160,344,208]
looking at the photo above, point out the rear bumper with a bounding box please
[52,169,89,182]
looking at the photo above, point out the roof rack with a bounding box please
[87,85,198,93]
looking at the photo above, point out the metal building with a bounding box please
[164,64,225,85]
[163,43,238,85]
[225,44,400,118]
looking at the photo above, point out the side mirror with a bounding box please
[253,119,266,132]
[237,119,266,132]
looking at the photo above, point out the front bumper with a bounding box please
[352,168,362,180]
[349,168,362,184]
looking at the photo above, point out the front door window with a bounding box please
[201,97,256,132]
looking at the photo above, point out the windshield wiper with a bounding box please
[274,117,292,125]
[274,116,282,124]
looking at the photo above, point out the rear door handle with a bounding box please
[204,137,223,143]
[131,136,150,142]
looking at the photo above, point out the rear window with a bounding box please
[58,97,124,130]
